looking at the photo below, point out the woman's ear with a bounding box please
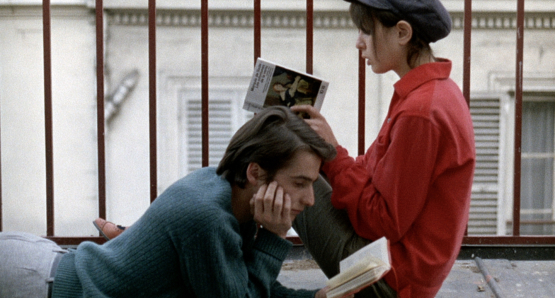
[246,162,266,186]
[396,20,413,46]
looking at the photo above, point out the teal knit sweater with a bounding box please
[52,167,318,297]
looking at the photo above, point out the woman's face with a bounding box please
[355,21,407,76]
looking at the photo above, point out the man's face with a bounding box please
[270,150,321,221]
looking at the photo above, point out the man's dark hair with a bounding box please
[217,106,336,188]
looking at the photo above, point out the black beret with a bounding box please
[345,0,452,43]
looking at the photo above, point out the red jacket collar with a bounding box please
[393,58,452,99]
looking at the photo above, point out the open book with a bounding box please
[326,237,391,298]
[242,58,329,114]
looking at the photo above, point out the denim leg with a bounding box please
[0,232,65,298]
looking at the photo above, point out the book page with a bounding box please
[326,266,390,298]
[326,255,383,289]
[340,237,390,273]
[325,237,391,298]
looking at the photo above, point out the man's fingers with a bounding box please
[282,193,291,218]
[272,186,284,214]
[263,182,278,214]
[254,184,267,217]
[251,182,293,238]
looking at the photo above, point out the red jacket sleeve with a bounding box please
[322,116,440,243]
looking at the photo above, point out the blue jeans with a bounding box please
[0,232,66,298]
[293,176,397,298]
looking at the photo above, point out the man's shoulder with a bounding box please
[148,168,236,232]
[170,167,229,195]
[153,167,232,214]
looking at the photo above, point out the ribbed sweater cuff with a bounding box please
[51,252,83,298]
[254,228,292,261]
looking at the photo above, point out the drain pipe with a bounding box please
[105,69,139,122]
[474,257,506,298]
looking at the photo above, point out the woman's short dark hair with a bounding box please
[216,106,336,188]
[349,3,433,69]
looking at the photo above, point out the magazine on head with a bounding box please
[242,58,329,114]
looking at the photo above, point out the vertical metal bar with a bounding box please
[95,0,107,220]
[254,0,261,64]
[358,51,365,155]
[306,0,313,74]
[252,0,261,232]
[149,0,158,202]
[462,0,472,236]
[201,0,209,167]
[0,110,2,232]
[43,0,54,236]
[513,0,525,236]
[462,0,472,107]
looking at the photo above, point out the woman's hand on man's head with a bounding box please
[290,105,339,147]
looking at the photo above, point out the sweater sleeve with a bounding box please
[322,116,440,242]
[184,220,297,297]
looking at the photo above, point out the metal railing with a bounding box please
[1,0,554,249]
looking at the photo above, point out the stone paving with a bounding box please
[277,259,555,297]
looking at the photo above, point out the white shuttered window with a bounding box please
[469,97,502,235]
[179,90,253,176]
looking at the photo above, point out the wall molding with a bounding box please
[107,9,555,30]
[489,71,555,93]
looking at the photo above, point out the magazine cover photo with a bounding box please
[265,65,322,108]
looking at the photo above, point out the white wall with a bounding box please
[0,6,98,235]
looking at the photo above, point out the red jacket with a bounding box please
[322,60,475,297]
